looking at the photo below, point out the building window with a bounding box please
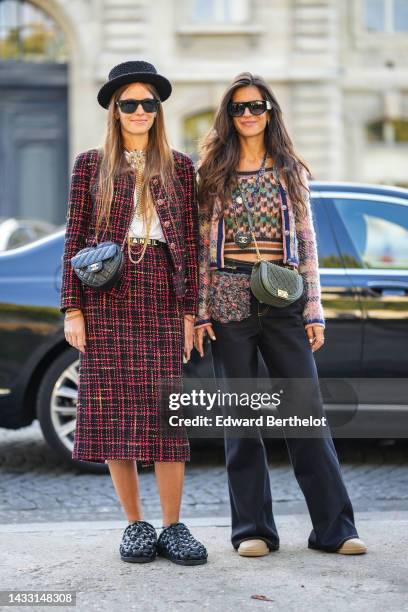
[363,0,408,32]
[395,0,408,30]
[183,110,215,162]
[191,0,249,24]
[0,0,68,61]
[366,118,408,143]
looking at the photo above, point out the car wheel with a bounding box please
[36,348,108,473]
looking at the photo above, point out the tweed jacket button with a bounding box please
[164,220,171,227]
[170,242,176,249]
[157,198,164,206]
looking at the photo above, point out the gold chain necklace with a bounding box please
[124,149,148,264]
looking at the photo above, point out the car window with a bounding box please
[332,197,408,270]
[7,228,31,249]
[311,198,344,268]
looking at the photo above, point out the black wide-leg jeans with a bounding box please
[210,285,359,553]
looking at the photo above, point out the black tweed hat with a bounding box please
[97,60,172,109]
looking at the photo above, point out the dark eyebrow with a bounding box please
[119,96,156,102]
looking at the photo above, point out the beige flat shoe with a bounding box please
[237,539,270,557]
[336,538,367,555]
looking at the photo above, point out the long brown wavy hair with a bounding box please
[197,72,311,218]
[91,82,174,261]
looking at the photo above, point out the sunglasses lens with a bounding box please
[228,102,244,117]
[142,99,159,113]
[250,101,267,115]
[119,101,137,114]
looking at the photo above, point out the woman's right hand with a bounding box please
[194,324,216,358]
[64,311,86,353]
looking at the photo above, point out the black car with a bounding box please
[0,181,407,470]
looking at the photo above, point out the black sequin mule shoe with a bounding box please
[119,520,157,563]
[157,522,208,566]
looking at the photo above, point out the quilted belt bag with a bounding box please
[70,238,126,290]
[242,192,303,307]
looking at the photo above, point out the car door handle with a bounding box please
[366,282,408,297]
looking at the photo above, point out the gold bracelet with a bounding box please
[65,312,83,321]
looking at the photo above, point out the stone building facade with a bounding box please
[1,0,407,224]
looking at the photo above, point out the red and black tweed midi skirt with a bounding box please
[72,241,190,467]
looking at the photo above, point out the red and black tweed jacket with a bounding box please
[60,147,199,315]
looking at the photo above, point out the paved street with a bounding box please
[1,422,408,611]
[1,422,408,524]
[1,513,407,612]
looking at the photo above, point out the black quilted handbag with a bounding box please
[70,239,126,290]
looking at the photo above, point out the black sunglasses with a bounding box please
[227,99,272,117]
[116,98,160,114]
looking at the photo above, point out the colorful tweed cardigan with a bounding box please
[194,164,325,329]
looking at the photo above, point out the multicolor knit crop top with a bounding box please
[224,167,284,258]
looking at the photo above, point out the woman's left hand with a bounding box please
[183,316,195,362]
[305,325,325,352]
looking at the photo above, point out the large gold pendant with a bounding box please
[125,149,146,172]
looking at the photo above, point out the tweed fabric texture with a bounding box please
[73,241,189,465]
[194,164,325,329]
[60,147,199,316]
[61,147,198,465]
